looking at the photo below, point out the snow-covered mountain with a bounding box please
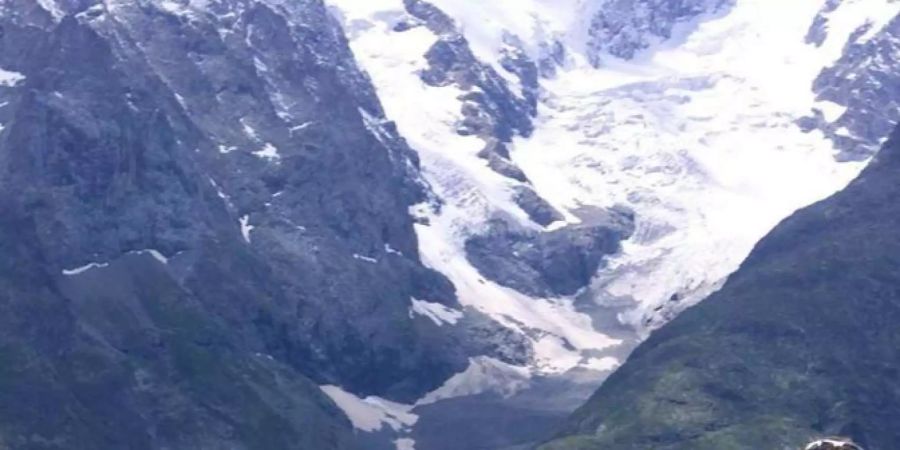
[3,0,900,449]
[324,0,900,448]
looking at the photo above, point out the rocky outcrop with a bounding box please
[813,12,900,160]
[466,208,634,298]
[586,0,733,65]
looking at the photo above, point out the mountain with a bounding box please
[541,125,900,449]
[0,0,470,447]
[3,0,900,449]
[323,0,900,447]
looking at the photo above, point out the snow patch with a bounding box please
[240,118,259,140]
[36,0,64,20]
[510,0,877,331]
[62,262,109,276]
[582,356,620,372]
[384,244,403,256]
[816,100,848,123]
[320,385,418,433]
[239,215,254,243]
[416,356,532,406]
[0,68,25,87]
[329,0,624,375]
[353,253,378,264]
[409,298,463,326]
[129,249,169,264]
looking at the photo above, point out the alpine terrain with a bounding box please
[0,0,898,449]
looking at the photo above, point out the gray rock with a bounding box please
[813,12,900,160]
[0,5,470,445]
[465,210,635,298]
[586,0,733,65]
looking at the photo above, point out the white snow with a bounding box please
[353,253,378,264]
[394,438,416,450]
[62,262,110,276]
[320,385,418,433]
[289,121,316,135]
[36,0,64,20]
[409,298,463,326]
[129,249,169,264]
[240,118,259,140]
[416,356,532,406]
[816,100,848,123]
[252,142,281,162]
[805,438,859,450]
[239,215,254,243]
[0,68,25,87]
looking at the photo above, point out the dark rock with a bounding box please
[513,186,565,227]
[465,211,634,298]
[814,14,900,160]
[586,0,733,65]
[0,4,471,449]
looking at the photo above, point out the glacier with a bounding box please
[325,0,900,448]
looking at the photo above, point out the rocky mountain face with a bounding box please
[585,0,734,65]
[542,126,900,450]
[0,0,483,447]
[812,9,900,160]
[3,0,900,449]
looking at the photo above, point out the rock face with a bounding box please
[466,209,634,298]
[542,126,900,449]
[586,0,733,64]
[0,0,477,446]
[813,12,900,160]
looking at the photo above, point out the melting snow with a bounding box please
[36,0,64,20]
[240,118,259,140]
[409,298,463,326]
[253,142,281,162]
[416,357,532,406]
[62,262,110,276]
[805,439,860,450]
[353,253,378,264]
[0,67,25,87]
[239,215,254,243]
[129,249,169,265]
[289,121,316,135]
[320,385,418,433]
